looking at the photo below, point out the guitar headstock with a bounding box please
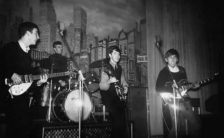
[208,72,220,81]
[213,72,220,78]
[57,22,65,37]
[155,35,162,49]
[199,72,220,86]
[154,35,167,64]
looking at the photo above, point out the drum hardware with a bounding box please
[57,22,93,138]
[39,69,102,127]
[83,71,100,93]
[92,104,109,122]
[68,71,100,94]
[46,79,53,122]
[40,82,50,107]
[42,69,91,138]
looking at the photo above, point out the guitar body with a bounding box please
[5,71,75,96]
[9,82,33,96]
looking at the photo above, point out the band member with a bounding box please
[0,22,48,138]
[99,46,129,138]
[155,48,201,138]
[42,41,69,92]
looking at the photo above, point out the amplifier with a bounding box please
[31,122,112,138]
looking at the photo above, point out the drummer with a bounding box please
[42,41,69,93]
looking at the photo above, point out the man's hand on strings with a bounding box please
[37,74,48,86]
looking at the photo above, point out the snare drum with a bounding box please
[53,89,93,122]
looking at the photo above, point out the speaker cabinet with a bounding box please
[31,121,112,138]
[128,87,149,138]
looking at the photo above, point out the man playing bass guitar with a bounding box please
[99,46,128,138]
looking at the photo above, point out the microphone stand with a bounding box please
[172,80,178,138]
[77,70,85,138]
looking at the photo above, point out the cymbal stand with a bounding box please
[46,79,53,122]
[82,80,97,122]
[68,76,72,91]
[46,62,54,123]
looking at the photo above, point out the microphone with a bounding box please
[78,70,85,81]
[69,59,85,81]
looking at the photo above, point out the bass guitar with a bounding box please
[114,81,127,102]
[103,65,127,102]
[5,71,76,96]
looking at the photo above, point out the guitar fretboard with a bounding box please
[22,72,71,83]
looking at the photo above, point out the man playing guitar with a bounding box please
[156,49,201,138]
[0,22,48,138]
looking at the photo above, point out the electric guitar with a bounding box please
[161,72,219,104]
[5,71,76,96]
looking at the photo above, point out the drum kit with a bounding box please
[37,60,106,124]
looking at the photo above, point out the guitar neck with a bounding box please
[183,74,218,90]
[199,78,214,86]
[22,72,70,82]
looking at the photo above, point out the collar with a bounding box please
[168,65,179,73]
[109,60,117,70]
[18,40,29,53]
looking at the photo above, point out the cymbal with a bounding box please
[89,58,108,68]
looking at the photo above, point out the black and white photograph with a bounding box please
[0,0,222,138]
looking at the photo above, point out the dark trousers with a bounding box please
[5,95,32,138]
[109,106,127,138]
[163,100,201,138]
[101,91,127,138]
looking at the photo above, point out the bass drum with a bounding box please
[53,89,93,123]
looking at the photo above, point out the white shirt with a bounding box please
[18,40,29,53]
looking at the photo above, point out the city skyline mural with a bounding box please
[53,0,145,39]
[0,0,147,86]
